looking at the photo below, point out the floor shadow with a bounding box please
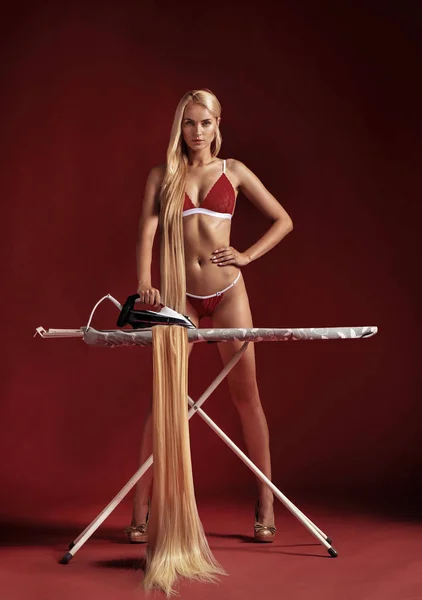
[210,544,332,558]
[206,532,325,548]
[95,557,146,571]
[109,538,146,546]
[275,550,331,559]
[206,531,255,543]
[276,543,320,548]
[206,532,331,557]
[0,520,123,547]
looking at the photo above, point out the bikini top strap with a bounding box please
[222,159,226,173]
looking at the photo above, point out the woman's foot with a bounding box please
[125,523,148,543]
[254,496,276,543]
[125,501,150,543]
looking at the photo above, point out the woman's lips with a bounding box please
[193,139,204,143]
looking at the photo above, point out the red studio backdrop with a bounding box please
[1,2,420,522]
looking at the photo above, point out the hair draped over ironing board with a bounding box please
[143,90,226,596]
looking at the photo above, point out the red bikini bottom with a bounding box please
[186,295,224,319]
[186,271,241,319]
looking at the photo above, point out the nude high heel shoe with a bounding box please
[125,501,150,543]
[254,500,276,543]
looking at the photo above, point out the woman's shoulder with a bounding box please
[225,158,250,187]
[226,158,248,175]
[149,163,166,178]
[147,164,166,188]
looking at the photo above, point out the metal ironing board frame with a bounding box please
[36,297,378,564]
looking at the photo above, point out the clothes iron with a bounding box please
[117,294,196,329]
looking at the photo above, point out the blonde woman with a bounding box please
[126,89,293,546]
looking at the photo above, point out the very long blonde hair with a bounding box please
[143,90,226,596]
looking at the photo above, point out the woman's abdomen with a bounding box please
[183,215,239,296]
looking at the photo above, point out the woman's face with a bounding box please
[181,102,220,152]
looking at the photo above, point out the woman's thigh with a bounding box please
[185,297,199,358]
[211,274,258,392]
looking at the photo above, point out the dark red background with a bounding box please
[1,1,420,522]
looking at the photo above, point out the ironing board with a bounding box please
[36,294,378,564]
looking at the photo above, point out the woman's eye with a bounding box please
[202,121,211,126]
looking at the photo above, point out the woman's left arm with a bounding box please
[212,160,293,267]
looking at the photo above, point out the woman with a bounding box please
[126,88,293,545]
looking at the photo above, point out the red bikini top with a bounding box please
[183,159,236,219]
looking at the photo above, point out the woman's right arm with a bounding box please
[136,165,165,307]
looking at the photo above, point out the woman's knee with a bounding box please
[228,378,261,410]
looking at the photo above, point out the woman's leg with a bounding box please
[130,302,199,526]
[131,405,153,525]
[211,275,274,526]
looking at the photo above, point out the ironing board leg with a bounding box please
[62,340,336,562]
[187,397,337,556]
[62,342,250,563]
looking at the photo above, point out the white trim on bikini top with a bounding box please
[182,207,232,219]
